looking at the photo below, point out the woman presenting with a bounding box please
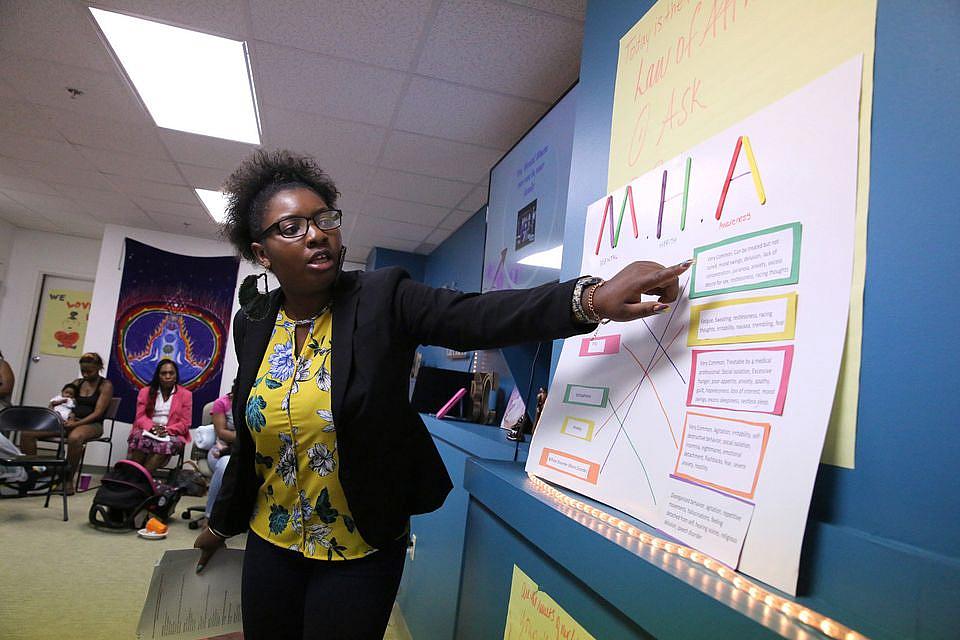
[128,359,192,472]
[195,150,691,640]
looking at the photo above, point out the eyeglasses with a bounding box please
[259,209,342,240]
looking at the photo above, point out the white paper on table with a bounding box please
[136,548,244,640]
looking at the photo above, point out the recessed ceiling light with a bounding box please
[90,8,261,144]
[195,188,229,223]
[517,245,563,269]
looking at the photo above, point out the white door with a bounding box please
[20,275,95,406]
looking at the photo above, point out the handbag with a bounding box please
[168,460,208,497]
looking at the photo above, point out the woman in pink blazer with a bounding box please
[127,359,193,472]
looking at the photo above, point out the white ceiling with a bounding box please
[0,0,584,263]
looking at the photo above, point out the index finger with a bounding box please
[640,259,693,297]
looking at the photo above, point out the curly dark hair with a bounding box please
[221,149,340,261]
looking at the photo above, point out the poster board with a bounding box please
[606,0,878,468]
[528,59,861,594]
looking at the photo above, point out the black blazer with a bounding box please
[210,267,592,548]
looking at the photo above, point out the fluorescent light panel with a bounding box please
[90,8,261,144]
[517,245,563,269]
[196,188,229,223]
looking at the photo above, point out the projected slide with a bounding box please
[482,84,577,292]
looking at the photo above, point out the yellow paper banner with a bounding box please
[39,289,91,357]
[608,0,877,468]
[503,565,595,640]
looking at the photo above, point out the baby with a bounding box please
[49,383,77,423]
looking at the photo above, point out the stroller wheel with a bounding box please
[189,520,200,530]
[181,510,191,519]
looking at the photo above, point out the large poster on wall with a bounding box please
[606,0,878,468]
[107,239,239,426]
[527,59,861,595]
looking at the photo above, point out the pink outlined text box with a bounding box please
[579,334,621,357]
[686,345,794,415]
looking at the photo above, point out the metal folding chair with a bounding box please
[0,406,70,520]
[76,396,121,492]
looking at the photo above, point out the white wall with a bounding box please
[0,228,102,387]
[0,218,15,293]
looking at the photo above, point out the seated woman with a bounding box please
[205,385,235,518]
[128,359,192,472]
[20,352,114,494]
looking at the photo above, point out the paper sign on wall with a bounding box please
[503,565,596,640]
[528,58,861,594]
[39,289,91,357]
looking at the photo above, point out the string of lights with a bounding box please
[525,474,867,640]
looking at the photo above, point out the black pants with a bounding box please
[241,530,407,640]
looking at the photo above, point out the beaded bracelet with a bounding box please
[585,280,610,324]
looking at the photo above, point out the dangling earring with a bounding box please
[239,272,272,321]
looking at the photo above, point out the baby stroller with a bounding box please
[89,459,185,530]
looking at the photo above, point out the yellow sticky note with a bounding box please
[503,565,596,640]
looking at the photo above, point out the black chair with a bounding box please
[0,406,70,521]
[76,396,121,492]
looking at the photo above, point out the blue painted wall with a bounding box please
[420,208,486,372]
[365,246,426,281]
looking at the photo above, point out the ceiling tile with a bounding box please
[0,50,150,125]
[425,226,455,245]
[107,174,197,204]
[131,195,208,219]
[364,195,450,227]
[150,212,221,238]
[458,184,489,213]
[396,77,545,148]
[38,105,169,158]
[505,0,586,21]
[438,208,479,230]
[379,131,502,183]
[90,0,249,39]
[260,105,386,166]
[0,131,93,170]
[0,171,61,197]
[417,0,581,102]
[0,0,118,73]
[158,129,259,170]
[250,0,433,71]
[49,184,155,227]
[13,159,116,191]
[353,214,434,243]
[250,42,406,127]
[77,145,185,184]
[345,245,372,264]
[0,205,59,232]
[311,159,376,194]
[0,96,62,140]
[368,167,473,209]
[177,163,231,190]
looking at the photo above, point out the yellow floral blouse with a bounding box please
[245,307,375,560]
